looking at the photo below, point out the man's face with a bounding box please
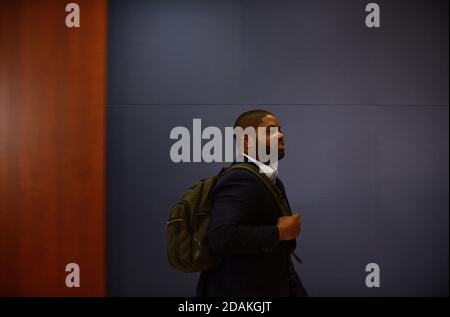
[257,114,285,161]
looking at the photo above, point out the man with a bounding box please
[196,110,307,297]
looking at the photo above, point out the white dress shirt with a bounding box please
[241,153,279,183]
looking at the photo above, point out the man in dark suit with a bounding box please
[196,110,307,297]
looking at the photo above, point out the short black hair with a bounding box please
[233,109,273,129]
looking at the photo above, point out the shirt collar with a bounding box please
[241,153,278,183]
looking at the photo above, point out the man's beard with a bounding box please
[277,147,285,160]
[262,145,285,163]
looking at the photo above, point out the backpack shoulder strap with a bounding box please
[220,163,291,216]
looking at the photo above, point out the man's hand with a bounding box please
[277,214,301,241]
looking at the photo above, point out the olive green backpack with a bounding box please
[167,163,292,273]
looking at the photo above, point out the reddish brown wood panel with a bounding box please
[0,0,107,296]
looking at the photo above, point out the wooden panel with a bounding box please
[0,0,107,296]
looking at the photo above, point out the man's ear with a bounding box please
[243,134,251,153]
[243,134,248,147]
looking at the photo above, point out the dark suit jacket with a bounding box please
[196,162,307,297]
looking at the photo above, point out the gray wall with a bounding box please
[107,0,449,296]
